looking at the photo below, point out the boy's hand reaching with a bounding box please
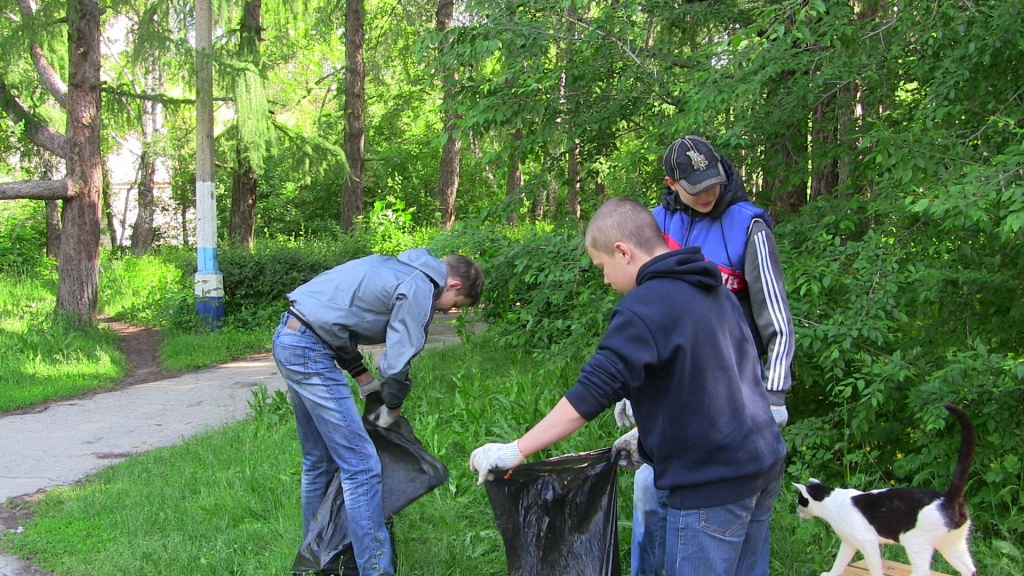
[369,405,399,428]
[358,377,382,399]
[469,441,524,485]
[613,428,642,471]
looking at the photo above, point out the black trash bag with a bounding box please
[292,394,449,575]
[484,448,621,576]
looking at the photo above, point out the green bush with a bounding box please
[428,220,617,368]
[99,251,184,325]
[776,192,1024,545]
[0,200,47,274]
[218,240,364,330]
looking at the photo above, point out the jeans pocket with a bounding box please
[699,494,756,537]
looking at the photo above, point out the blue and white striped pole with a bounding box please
[194,0,223,329]
[194,181,223,328]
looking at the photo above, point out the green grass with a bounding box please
[159,328,272,372]
[0,269,271,414]
[2,260,1021,574]
[0,271,126,412]
[5,337,1023,574]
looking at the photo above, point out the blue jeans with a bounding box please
[634,462,781,576]
[272,313,395,576]
[664,464,782,576]
[632,463,668,576]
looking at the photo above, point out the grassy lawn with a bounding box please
[2,270,1022,574]
[5,335,1021,574]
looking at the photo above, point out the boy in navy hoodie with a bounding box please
[470,198,786,576]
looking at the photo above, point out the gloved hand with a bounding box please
[469,441,524,485]
[770,404,789,428]
[614,399,635,428]
[612,428,642,471]
[369,404,399,428]
[358,377,381,399]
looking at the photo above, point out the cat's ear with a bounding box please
[810,477,822,485]
[793,482,808,495]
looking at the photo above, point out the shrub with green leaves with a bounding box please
[428,220,617,368]
[0,199,47,274]
[776,191,1024,545]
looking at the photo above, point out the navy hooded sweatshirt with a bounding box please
[564,247,787,509]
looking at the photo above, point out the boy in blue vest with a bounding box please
[470,197,787,576]
[616,135,796,575]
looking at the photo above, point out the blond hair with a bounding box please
[585,197,665,255]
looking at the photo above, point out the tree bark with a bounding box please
[0,180,70,200]
[0,79,68,158]
[131,66,164,255]
[810,97,839,202]
[230,141,258,248]
[56,0,103,326]
[228,0,262,248]
[435,0,460,228]
[341,0,366,232]
[131,149,157,253]
[566,139,581,220]
[505,127,524,225]
[15,0,69,109]
[46,200,62,258]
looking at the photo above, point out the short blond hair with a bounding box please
[585,197,666,255]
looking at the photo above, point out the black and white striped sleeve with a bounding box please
[744,219,795,404]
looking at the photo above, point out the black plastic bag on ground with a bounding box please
[291,396,449,575]
[484,447,621,576]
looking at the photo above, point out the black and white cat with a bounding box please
[793,403,977,576]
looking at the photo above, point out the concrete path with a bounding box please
[0,314,472,575]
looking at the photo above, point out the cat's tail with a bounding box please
[943,403,975,520]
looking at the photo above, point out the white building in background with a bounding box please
[104,140,186,248]
[101,14,193,249]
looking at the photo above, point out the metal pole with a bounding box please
[194,0,223,329]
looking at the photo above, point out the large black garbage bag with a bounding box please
[291,401,449,575]
[484,448,621,576]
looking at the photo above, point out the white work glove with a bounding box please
[469,441,524,485]
[369,405,399,428]
[358,377,381,399]
[614,399,635,428]
[612,428,642,471]
[770,405,789,428]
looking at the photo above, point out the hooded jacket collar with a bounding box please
[636,247,722,291]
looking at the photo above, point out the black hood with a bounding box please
[660,154,749,219]
[636,247,722,291]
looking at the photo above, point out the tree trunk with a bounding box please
[505,127,524,225]
[341,0,366,232]
[56,0,102,327]
[562,4,580,221]
[228,0,262,248]
[810,97,839,202]
[43,155,63,257]
[46,200,61,258]
[230,142,258,248]
[435,0,460,228]
[131,149,156,253]
[131,67,163,255]
[566,139,581,220]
